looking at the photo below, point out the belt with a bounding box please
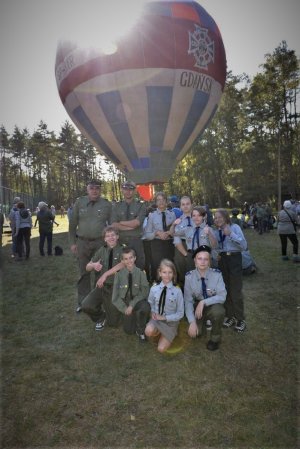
[77,236,101,242]
[219,251,240,256]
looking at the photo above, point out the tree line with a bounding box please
[1,41,299,210]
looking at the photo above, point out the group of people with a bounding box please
[8,198,59,260]
[69,179,250,353]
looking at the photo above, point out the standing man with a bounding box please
[111,180,146,270]
[69,179,112,312]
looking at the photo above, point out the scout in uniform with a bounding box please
[111,180,146,270]
[184,245,226,351]
[144,191,176,282]
[172,206,217,280]
[213,208,248,333]
[112,247,150,341]
[81,226,125,331]
[69,179,112,312]
[171,196,193,289]
[145,259,184,353]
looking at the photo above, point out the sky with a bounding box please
[0,0,299,136]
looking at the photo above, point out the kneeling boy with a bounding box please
[112,247,150,341]
[81,226,124,330]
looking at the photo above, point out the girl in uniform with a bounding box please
[145,259,184,353]
[144,192,176,281]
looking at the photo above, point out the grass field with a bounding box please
[1,217,299,449]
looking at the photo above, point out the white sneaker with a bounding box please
[95,319,106,331]
[205,320,212,330]
[136,331,147,342]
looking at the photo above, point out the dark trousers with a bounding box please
[143,239,152,282]
[123,299,150,335]
[218,252,244,321]
[195,303,225,343]
[39,231,53,255]
[174,241,188,289]
[150,239,175,282]
[76,237,103,305]
[120,236,145,270]
[16,227,31,258]
[279,233,298,256]
[82,283,121,326]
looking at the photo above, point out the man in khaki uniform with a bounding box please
[111,180,146,270]
[69,179,112,311]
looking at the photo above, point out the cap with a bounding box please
[13,197,21,204]
[283,200,292,209]
[192,245,212,258]
[231,208,239,216]
[87,179,102,187]
[121,180,136,190]
[169,195,179,203]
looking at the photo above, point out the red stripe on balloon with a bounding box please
[171,3,199,22]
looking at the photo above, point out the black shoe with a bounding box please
[223,317,236,328]
[235,320,246,333]
[206,340,219,351]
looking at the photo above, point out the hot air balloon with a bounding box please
[55,0,226,185]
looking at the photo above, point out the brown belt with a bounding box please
[77,236,101,242]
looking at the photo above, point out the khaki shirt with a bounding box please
[91,244,124,284]
[111,200,146,239]
[69,196,112,244]
[112,266,149,313]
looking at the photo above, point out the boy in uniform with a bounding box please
[81,226,124,331]
[112,247,150,341]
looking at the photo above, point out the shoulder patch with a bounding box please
[212,268,221,273]
[185,271,193,276]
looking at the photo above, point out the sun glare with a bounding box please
[60,0,147,54]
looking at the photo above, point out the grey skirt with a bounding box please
[148,319,179,342]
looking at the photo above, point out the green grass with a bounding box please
[1,220,299,449]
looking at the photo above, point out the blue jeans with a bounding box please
[39,231,53,255]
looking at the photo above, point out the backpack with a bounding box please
[20,208,29,219]
[54,246,63,256]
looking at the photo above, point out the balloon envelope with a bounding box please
[55,0,226,184]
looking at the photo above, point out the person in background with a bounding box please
[145,259,184,353]
[34,201,56,256]
[60,206,65,218]
[14,201,32,260]
[168,195,182,218]
[8,196,20,258]
[277,200,300,263]
[0,209,4,247]
[144,192,176,282]
[112,247,150,342]
[230,209,242,228]
[204,204,214,226]
[69,179,112,312]
[213,208,248,333]
[184,245,226,351]
[111,180,146,270]
[49,205,59,226]
[67,204,73,222]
